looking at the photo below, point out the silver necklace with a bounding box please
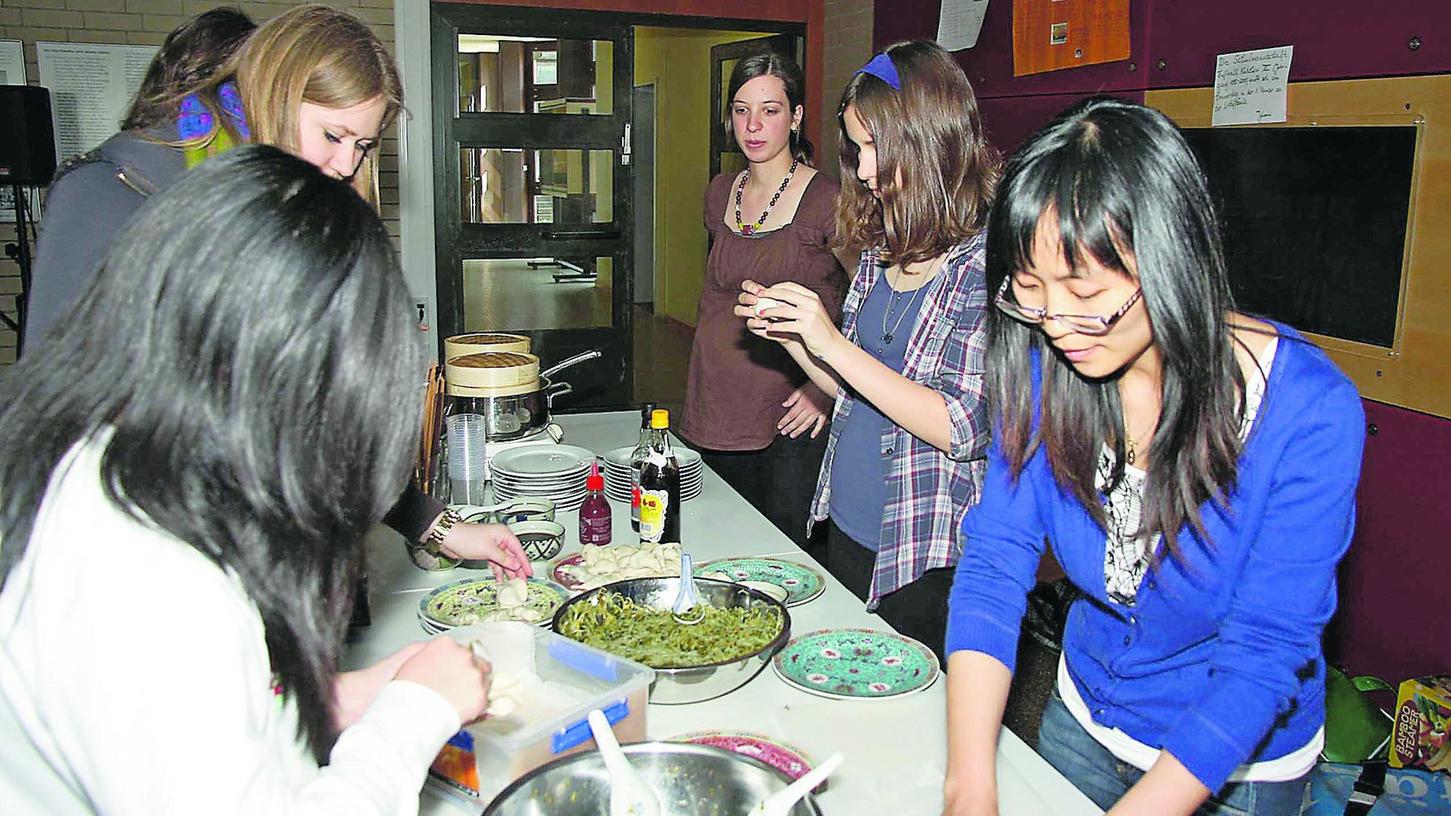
[879,267,926,343]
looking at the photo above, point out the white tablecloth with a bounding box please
[346,411,1101,816]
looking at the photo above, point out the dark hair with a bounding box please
[0,146,426,760]
[724,50,813,164]
[122,7,256,131]
[835,40,1000,264]
[985,96,1246,557]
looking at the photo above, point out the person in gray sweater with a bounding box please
[26,6,526,573]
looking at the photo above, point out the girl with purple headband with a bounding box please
[735,41,1000,660]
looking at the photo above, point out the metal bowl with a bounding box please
[551,577,791,704]
[483,742,823,816]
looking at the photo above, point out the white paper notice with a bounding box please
[0,40,25,86]
[36,41,157,160]
[1211,45,1294,127]
[937,0,991,52]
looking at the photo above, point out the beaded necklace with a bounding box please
[733,158,799,236]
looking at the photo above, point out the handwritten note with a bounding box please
[937,0,991,52]
[1212,45,1293,127]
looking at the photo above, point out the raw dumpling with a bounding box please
[496,578,529,609]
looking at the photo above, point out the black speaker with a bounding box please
[0,86,57,187]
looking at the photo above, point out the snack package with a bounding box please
[1390,675,1451,772]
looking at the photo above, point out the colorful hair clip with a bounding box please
[856,52,901,91]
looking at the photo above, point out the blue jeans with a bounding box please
[1037,686,1310,815]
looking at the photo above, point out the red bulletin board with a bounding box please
[1012,0,1131,77]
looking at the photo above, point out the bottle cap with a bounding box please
[640,401,656,423]
[586,462,604,491]
[650,408,670,429]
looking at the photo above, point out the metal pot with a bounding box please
[447,350,602,441]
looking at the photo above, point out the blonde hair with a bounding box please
[226,5,403,206]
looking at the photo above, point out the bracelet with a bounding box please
[422,508,462,556]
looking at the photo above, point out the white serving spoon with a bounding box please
[747,752,843,816]
[587,709,660,816]
[671,553,705,624]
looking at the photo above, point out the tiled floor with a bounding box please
[630,304,693,420]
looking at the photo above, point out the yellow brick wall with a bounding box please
[0,0,397,369]
[819,0,874,182]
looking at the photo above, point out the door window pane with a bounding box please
[458,36,614,115]
[461,148,614,224]
[463,256,615,331]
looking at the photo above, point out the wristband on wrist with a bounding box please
[422,508,462,556]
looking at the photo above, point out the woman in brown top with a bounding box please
[680,51,846,555]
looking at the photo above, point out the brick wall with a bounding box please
[819,0,873,181]
[0,0,397,370]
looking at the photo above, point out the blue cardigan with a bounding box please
[946,325,1365,792]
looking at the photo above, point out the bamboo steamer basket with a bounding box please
[444,332,531,361]
[445,351,541,397]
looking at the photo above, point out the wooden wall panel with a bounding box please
[1011,0,1130,77]
[1148,75,1451,421]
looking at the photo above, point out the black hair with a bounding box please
[985,96,1246,557]
[122,7,257,131]
[724,50,814,164]
[0,145,426,760]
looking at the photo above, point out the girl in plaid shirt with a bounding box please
[736,41,1000,659]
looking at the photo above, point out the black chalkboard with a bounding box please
[1180,125,1417,349]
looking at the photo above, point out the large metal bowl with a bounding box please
[551,577,791,704]
[483,741,823,816]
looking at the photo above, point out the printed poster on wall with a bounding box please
[36,41,157,161]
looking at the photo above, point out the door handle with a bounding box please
[541,229,622,241]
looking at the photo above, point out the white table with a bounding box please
[347,411,1101,816]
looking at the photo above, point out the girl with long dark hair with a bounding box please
[0,147,492,813]
[944,98,1365,815]
[736,41,1000,658]
[679,50,846,552]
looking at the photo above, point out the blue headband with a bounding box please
[856,53,901,91]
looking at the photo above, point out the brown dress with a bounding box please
[680,171,846,450]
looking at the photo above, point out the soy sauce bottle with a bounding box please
[637,409,681,545]
[629,401,656,532]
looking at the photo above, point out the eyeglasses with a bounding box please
[992,275,1143,337]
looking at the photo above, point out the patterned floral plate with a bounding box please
[772,628,940,700]
[694,557,826,607]
[670,730,819,788]
[418,576,569,629]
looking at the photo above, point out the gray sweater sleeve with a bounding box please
[24,161,147,350]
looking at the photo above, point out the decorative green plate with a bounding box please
[694,557,826,607]
[772,628,940,700]
[419,577,568,628]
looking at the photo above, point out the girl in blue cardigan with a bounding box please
[943,98,1365,816]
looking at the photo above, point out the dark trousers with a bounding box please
[826,520,954,664]
[688,431,828,561]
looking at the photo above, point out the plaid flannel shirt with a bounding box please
[809,233,991,604]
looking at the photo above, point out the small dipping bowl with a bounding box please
[509,519,566,562]
[494,497,556,525]
[407,543,461,573]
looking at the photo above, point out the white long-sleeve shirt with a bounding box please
[0,437,460,814]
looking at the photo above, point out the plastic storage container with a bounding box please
[427,622,656,807]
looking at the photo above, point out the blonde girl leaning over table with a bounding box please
[26,4,529,581]
[736,41,1000,661]
[0,147,492,815]
[943,98,1365,816]
[679,50,846,557]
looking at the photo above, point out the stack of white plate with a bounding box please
[490,444,597,511]
[601,443,704,503]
